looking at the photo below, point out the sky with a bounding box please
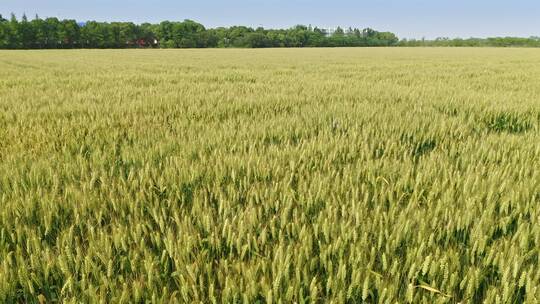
[2,0,540,39]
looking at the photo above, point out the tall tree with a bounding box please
[8,13,21,48]
[19,13,36,48]
[59,19,80,48]
[333,26,345,37]
[0,15,8,48]
[31,15,47,48]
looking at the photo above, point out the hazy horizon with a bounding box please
[2,0,540,39]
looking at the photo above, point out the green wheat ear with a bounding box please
[0,48,539,303]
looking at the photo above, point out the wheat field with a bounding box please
[1,48,540,303]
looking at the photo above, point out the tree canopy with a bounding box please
[2,13,537,49]
[399,36,540,47]
[0,14,398,49]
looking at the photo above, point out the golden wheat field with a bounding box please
[1,48,540,303]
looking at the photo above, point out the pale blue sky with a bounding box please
[2,0,539,39]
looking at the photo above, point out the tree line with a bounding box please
[399,37,540,47]
[3,13,539,49]
[0,13,399,49]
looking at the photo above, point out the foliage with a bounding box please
[400,36,540,47]
[0,13,397,49]
[0,48,540,303]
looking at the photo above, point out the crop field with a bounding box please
[1,48,540,303]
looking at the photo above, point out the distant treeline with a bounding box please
[399,37,540,47]
[2,13,539,49]
[0,13,398,49]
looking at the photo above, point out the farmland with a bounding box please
[1,48,540,303]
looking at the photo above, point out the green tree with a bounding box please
[173,20,206,48]
[243,32,270,48]
[19,13,35,48]
[80,21,104,48]
[288,25,309,47]
[375,31,398,46]
[0,13,405,49]
[139,23,158,47]
[194,30,218,48]
[0,15,8,48]
[333,26,345,37]
[8,13,21,48]
[31,15,47,48]
[110,22,137,47]
[44,17,61,48]
[228,26,254,47]
[59,19,80,48]
[362,28,376,38]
